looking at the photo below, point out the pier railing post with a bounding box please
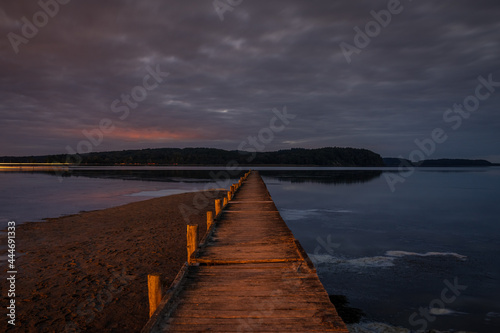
[207,211,213,230]
[187,225,198,264]
[148,274,162,318]
[215,199,221,216]
[227,191,232,202]
[223,197,228,207]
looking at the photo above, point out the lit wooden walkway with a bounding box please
[142,171,348,332]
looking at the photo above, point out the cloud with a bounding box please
[0,0,499,161]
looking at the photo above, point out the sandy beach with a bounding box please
[1,190,225,333]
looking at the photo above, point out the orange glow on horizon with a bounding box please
[103,128,203,141]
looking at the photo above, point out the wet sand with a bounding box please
[1,190,225,332]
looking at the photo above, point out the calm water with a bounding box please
[0,168,243,229]
[262,168,500,332]
[1,167,499,332]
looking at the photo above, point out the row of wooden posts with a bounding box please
[147,171,252,318]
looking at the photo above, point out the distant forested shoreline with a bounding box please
[0,147,385,167]
[2,148,497,167]
[382,157,497,167]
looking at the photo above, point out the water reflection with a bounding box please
[260,170,382,184]
[12,169,246,183]
[5,168,381,185]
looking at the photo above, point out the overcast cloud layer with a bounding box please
[1,0,499,161]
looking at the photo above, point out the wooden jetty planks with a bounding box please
[143,171,348,333]
[195,175,300,264]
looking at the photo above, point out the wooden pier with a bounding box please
[142,171,348,332]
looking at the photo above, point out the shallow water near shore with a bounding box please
[0,168,240,230]
[1,166,499,332]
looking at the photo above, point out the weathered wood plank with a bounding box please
[166,317,341,325]
[165,323,341,332]
[171,308,333,318]
[176,300,335,309]
[165,317,348,331]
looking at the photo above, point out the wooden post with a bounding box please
[148,274,162,318]
[223,197,228,207]
[187,225,198,264]
[215,199,221,216]
[227,191,232,202]
[207,211,213,230]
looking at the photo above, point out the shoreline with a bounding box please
[1,190,225,332]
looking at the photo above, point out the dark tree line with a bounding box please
[382,157,494,167]
[0,147,385,167]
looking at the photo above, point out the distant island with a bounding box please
[383,158,498,167]
[0,147,385,167]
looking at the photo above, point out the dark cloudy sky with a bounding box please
[1,0,499,161]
